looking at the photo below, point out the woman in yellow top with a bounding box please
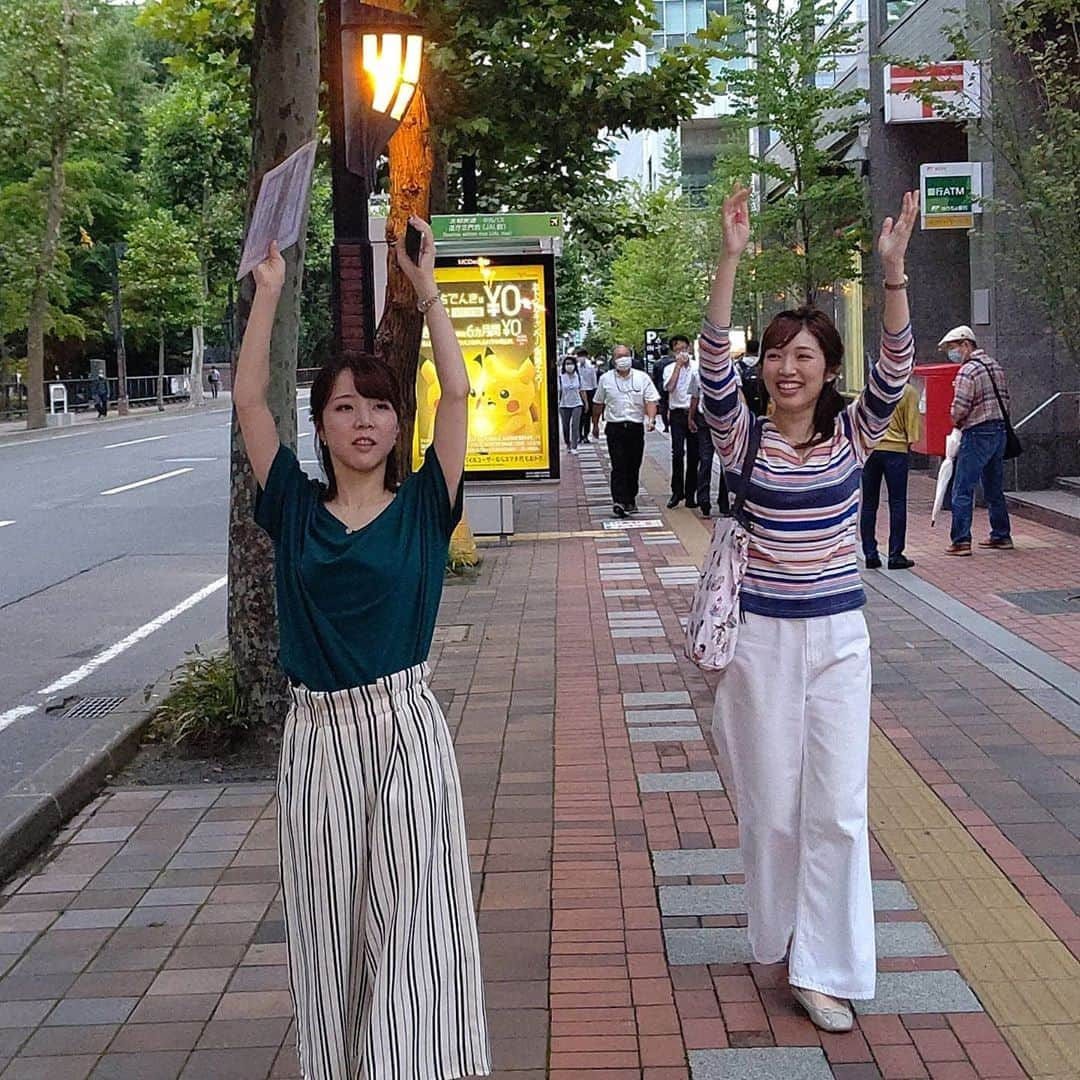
[859,382,921,570]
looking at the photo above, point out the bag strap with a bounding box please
[730,417,764,524]
[971,358,1013,425]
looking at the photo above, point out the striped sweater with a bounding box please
[698,319,916,618]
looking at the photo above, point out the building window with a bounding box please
[647,0,729,67]
[886,0,918,25]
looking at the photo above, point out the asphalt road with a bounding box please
[0,394,317,797]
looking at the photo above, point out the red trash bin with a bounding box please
[911,362,961,456]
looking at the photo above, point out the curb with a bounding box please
[0,649,216,885]
[0,399,233,445]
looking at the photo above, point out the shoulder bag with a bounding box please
[684,418,764,671]
[973,359,1023,460]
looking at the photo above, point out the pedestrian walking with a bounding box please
[699,185,919,1033]
[208,365,222,399]
[664,334,700,509]
[91,373,109,418]
[689,385,727,518]
[558,355,587,454]
[859,382,920,569]
[940,325,1014,555]
[592,344,660,517]
[235,225,491,1080]
[576,347,598,444]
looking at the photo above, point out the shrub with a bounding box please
[148,647,251,748]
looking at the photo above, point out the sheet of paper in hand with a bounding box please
[237,139,318,281]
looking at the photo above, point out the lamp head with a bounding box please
[341,2,424,185]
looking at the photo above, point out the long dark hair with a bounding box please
[760,306,845,448]
[309,351,403,499]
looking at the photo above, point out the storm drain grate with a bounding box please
[1000,589,1080,616]
[63,696,128,720]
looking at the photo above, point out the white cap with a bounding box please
[938,325,977,349]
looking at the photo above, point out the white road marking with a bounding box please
[104,435,168,449]
[100,468,194,496]
[0,432,84,449]
[0,521,14,529]
[163,457,217,463]
[0,705,37,732]
[38,576,228,696]
[298,432,312,438]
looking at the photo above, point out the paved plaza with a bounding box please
[0,438,1076,1078]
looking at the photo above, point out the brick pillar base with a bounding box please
[333,240,375,355]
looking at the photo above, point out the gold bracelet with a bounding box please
[417,292,443,314]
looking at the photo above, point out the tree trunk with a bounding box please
[228,0,320,730]
[26,136,68,430]
[190,321,205,406]
[374,86,434,464]
[25,0,74,431]
[157,327,165,410]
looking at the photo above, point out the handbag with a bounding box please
[684,418,764,671]
[973,358,1023,460]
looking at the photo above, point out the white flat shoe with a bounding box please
[789,986,854,1033]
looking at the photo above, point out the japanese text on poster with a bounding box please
[414,262,551,475]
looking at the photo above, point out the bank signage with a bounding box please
[920,163,983,230]
[885,62,981,123]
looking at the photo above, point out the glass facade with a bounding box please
[646,0,729,69]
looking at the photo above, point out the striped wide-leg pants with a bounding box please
[278,663,492,1080]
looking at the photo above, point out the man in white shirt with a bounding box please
[592,344,660,517]
[663,334,700,510]
[575,346,598,444]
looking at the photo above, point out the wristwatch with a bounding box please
[417,292,443,313]
[884,274,909,290]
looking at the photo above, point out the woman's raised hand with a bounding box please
[877,190,920,276]
[393,215,438,298]
[721,184,752,261]
[253,241,286,295]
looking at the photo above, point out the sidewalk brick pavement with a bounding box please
[0,437,1076,1078]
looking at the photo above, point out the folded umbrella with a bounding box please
[931,428,962,527]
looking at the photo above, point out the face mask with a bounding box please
[742,353,759,367]
[614,356,632,372]
[564,365,575,373]
[947,347,963,363]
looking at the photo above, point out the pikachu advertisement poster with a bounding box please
[413,259,558,479]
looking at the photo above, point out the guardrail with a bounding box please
[0,376,191,421]
[1011,390,1080,490]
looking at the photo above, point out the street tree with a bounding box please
[714,0,869,305]
[600,189,712,348]
[415,0,716,210]
[0,0,118,427]
[141,68,249,403]
[120,210,203,409]
[227,0,320,729]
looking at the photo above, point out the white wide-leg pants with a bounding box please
[712,610,876,999]
[278,663,492,1079]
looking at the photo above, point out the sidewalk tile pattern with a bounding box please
[0,438,1075,1077]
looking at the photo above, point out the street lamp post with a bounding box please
[111,241,130,416]
[327,0,424,355]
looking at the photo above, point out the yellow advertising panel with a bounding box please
[413,259,556,479]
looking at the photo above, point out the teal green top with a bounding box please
[255,444,463,692]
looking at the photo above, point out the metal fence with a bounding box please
[0,376,191,421]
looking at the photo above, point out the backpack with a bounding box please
[738,359,766,416]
